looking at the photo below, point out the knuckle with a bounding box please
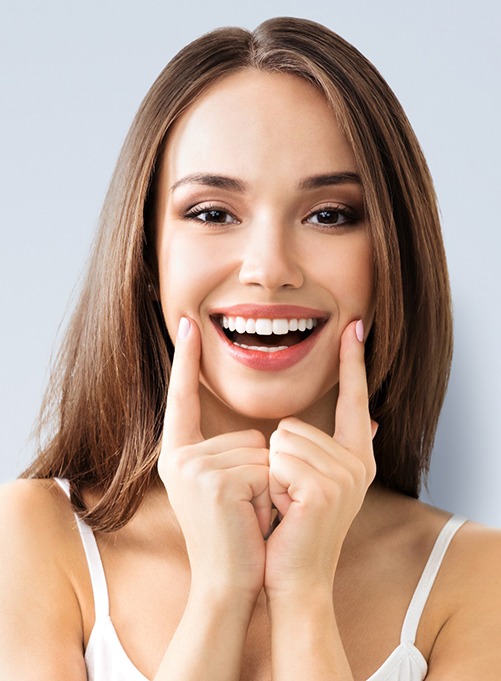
[164,445,204,481]
[252,447,270,465]
[347,456,368,487]
[365,455,377,484]
[327,458,367,497]
[202,469,230,502]
[183,454,206,479]
[269,449,285,471]
[334,466,357,494]
[271,428,291,452]
[347,454,374,492]
[170,445,192,470]
[246,429,267,448]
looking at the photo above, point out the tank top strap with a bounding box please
[54,478,110,619]
[400,514,467,644]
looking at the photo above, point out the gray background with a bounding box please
[1,1,500,525]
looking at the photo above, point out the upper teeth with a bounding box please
[221,316,318,335]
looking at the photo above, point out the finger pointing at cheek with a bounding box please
[162,316,203,451]
[334,319,375,477]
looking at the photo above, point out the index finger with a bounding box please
[333,319,372,453]
[162,316,203,449]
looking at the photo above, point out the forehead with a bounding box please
[162,69,358,184]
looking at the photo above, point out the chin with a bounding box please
[201,374,336,424]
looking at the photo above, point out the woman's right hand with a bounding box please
[158,317,271,604]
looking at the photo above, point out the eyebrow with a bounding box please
[298,172,361,189]
[169,171,361,193]
[169,173,248,193]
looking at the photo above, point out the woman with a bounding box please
[1,16,499,681]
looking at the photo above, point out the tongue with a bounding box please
[233,331,304,347]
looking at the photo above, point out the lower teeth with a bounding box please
[234,343,288,353]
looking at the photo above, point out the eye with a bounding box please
[304,206,357,227]
[184,204,239,224]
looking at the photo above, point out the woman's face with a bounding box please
[155,69,374,426]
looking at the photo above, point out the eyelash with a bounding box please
[183,203,358,229]
[303,205,358,229]
[184,203,239,225]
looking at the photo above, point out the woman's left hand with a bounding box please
[264,320,377,598]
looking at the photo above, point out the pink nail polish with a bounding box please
[178,317,190,339]
[355,319,364,342]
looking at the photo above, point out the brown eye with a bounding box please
[307,209,352,225]
[199,210,232,223]
[184,206,238,224]
[304,205,358,228]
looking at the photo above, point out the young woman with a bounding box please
[1,16,500,681]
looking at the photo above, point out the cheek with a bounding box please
[348,242,374,312]
[315,234,374,313]
[157,234,228,337]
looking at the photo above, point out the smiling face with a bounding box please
[155,69,374,434]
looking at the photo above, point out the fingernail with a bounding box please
[177,317,190,339]
[355,319,364,342]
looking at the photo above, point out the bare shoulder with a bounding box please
[382,492,501,677]
[446,514,501,576]
[2,476,67,523]
[0,478,80,561]
[0,479,88,680]
[422,507,501,678]
[439,514,501,619]
[385,492,501,599]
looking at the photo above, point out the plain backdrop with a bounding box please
[1,0,500,525]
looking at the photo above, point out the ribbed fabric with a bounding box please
[54,478,465,681]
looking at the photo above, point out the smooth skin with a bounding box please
[1,70,501,681]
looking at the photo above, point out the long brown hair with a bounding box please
[23,17,452,531]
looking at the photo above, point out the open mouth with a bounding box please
[212,314,323,352]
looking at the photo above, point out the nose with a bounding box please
[238,222,304,290]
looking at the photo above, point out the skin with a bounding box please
[1,70,501,681]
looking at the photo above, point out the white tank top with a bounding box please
[54,478,466,681]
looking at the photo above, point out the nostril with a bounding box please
[238,250,304,290]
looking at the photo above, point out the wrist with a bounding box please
[189,578,260,619]
[266,586,353,681]
[266,582,335,615]
[265,570,336,604]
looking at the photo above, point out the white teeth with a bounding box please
[245,318,256,333]
[220,316,319,335]
[255,318,273,335]
[234,343,289,352]
[272,319,289,335]
[235,316,247,334]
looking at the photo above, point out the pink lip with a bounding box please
[209,304,327,320]
[210,304,328,372]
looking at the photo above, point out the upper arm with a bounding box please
[426,525,501,679]
[0,480,88,680]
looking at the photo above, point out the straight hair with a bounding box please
[23,17,452,531]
